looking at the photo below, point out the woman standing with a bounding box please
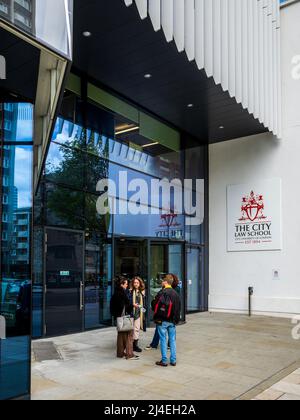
[110,277,140,360]
[130,277,146,353]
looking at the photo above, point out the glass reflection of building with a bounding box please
[1,0,73,401]
[12,208,31,270]
[1,104,18,275]
[0,103,33,400]
[31,89,207,338]
[0,0,35,34]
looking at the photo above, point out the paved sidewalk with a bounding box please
[32,313,300,400]
[253,369,300,400]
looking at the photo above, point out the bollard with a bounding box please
[248,287,254,317]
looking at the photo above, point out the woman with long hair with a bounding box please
[110,276,140,360]
[130,277,146,353]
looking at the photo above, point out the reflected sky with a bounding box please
[15,104,33,208]
[16,104,33,143]
[15,146,32,208]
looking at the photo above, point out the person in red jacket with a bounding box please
[145,274,181,351]
[152,274,181,367]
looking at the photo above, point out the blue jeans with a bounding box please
[150,326,160,349]
[157,322,177,365]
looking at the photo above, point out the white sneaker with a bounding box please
[145,346,157,351]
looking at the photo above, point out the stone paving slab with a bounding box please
[254,370,300,401]
[32,313,300,401]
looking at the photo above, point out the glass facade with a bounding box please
[0,84,208,397]
[33,90,208,338]
[0,102,33,400]
[0,0,73,58]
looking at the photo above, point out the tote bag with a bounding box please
[117,307,134,333]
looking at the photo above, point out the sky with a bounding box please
[13,104,33,208]
[15,146,32,208]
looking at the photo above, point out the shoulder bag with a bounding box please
[117,307,134,332]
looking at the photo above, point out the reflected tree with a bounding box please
[46,128,110,234]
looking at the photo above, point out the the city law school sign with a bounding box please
[0,55,6,80]
[0,316,6,340]
[227,179,282,252]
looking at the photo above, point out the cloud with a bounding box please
[14,147,32,208]
[16,119,33,142]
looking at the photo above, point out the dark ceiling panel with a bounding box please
[0,26,40,102]
[73,0,267,145]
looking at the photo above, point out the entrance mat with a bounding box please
[33,341,62,363]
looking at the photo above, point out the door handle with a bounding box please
[80,282,84,311]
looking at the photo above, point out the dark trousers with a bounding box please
[150,326,160,349]
[117,331,134,359]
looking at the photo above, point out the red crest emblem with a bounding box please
[160,212,180,228]
[239,191,267,222]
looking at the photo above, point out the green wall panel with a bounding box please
[140,112,180,152]
[88,84,139,123]
[66,73,81,96]
[66,74,180,152]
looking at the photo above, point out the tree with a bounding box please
[45,127,111,234]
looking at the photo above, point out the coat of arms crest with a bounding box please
[239,191,267,222]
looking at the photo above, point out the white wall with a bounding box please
[209,1,300,317]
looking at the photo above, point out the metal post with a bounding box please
[248,287,254,317]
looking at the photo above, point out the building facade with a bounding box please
[1,0,298,401]
[0,0,73,400]
[31,86,208,337]
[209,0,300,317]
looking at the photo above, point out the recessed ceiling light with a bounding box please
[115,126,139,136]
[187,103,194,108]
[144,73,152,79]
[142,142,159,148]
[219,125,225,129]
[83,31,92,37]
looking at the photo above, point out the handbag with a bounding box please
[117,307,134,332]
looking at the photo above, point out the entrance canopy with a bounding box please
[73,0,274,144]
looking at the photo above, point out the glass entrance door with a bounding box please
[169,244,185,321]
[150,244,168,304]
[45,228,84,336]
[115,239,148,282]
[85,235,113,329]
[150,242,185,322]
[187,247,202,312]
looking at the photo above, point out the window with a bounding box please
[0,103,33,400]
[4,120,12,131]
[2,194,8,205]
